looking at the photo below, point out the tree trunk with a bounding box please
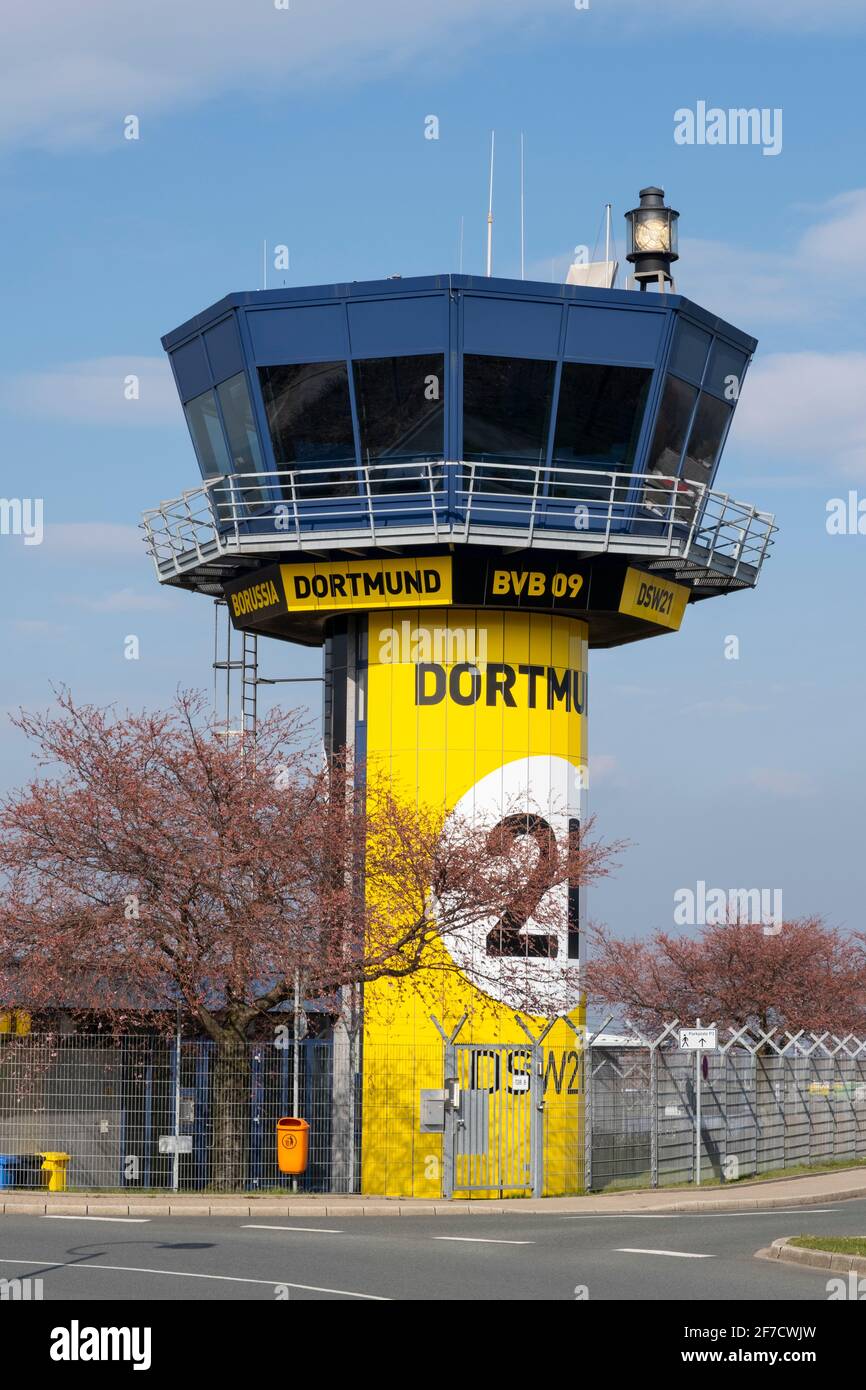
[211,1036,250,1192]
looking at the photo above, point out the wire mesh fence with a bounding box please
[586,1027,866,1191]
[0,1026,864,1195]
[0,1032,359,1194]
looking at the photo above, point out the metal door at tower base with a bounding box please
[450,1044,542,1197]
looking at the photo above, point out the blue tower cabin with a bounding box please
[142,271,776,648]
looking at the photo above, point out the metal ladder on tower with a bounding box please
[213,600,258,740]
[241,629,258,737]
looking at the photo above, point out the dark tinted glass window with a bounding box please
[217,373,267,511]
[353,354,444,494]
[643,374,698,518]
[184,389,230,480]
[259,361,357,499]
[703,339,749,401]
[463,354,555,494]
[550,363,650,499]
[682,392,732,485]
[646,375,697,476]
[669,319,712,384]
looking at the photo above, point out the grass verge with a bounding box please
[788,1236,866,1257]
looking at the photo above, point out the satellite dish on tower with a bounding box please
[566,203,618,288]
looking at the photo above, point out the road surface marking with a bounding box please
[711,1208,837,1216]
[616,1248,714,1258]
[432,1236,534,1246]
[41,1215,151,1224]
[565,1208,837,1220]
[242,1224,343,1234]
[0,1258,388,1299]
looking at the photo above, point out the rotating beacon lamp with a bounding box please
[142,187,776,1198]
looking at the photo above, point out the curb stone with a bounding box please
[755,1237,866,1275]
[2,1171,865,1218]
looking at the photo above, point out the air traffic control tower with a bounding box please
[143,198,775,1199]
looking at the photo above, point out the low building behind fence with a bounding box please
[0,1026,863,1195]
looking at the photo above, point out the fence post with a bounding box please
[753,1051,759,1177]
[581,1015,615,1193]
[584,1048,592,1193]
[650,1043,658,1189]
[626,1020,680,1189]
[431,1014,467,1200]
[172,1014,181,1194]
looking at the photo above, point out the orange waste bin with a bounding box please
[277,1118,310,1176]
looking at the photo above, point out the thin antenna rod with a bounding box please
[459,215,465,273]
[486,130,495,277]
[262,239,267,292]
[520,132,525,280]
[604,203,611,270]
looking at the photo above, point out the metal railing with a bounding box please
[142,460,776,587]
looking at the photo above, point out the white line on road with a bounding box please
[432,1236,534,1246]
[0,1258,388,1300]
[615,1248,714,1259]
[242,1225,343,1235]
[565,1209,838,1219]
[707,1208,837,1216]
[41,1215,151,1224]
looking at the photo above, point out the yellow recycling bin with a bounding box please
[40,1152,71,1192]
[276,1118,309,1176]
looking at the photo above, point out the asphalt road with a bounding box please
[2,1196,865,1301]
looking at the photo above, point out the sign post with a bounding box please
[678,1022,718,1186]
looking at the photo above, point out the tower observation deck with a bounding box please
[143,273,774,649]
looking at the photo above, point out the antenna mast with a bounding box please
[486,131,495,277]
[520,132,526,280]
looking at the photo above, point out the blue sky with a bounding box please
[1,0,865,942]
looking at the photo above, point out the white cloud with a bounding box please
[680,698,770,718]
[732,352,866,478]
[69,587,175,613]
[0,357,179,426]
[42,523,145,558]
[11,620,73,639]
[677,189,866,326]
[589,754,618,784]
[747,767,812,797]
[2,0,864,151]
[0,1,555,150]
[796,189,866,277]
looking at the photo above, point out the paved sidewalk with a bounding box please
[2,1166,865,1217]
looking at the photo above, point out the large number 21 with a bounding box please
[485,815,580,960]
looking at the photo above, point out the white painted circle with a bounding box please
[437,755,583,1012]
